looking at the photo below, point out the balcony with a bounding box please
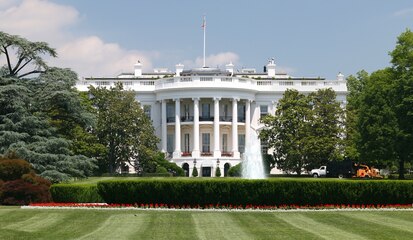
[167,117,175,123]
[199,116,214,121]
[181,116,194,122]
[219,116,232,122]
[238,116,246,123]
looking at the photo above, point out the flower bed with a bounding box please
[26,202,413,211]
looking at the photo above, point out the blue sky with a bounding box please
[1,0,413,79]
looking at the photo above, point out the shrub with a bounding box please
[0,158,32,181]
[215,167,221,177]
[51,184,103,203]
[156,166,168,174]
[154,153,184,176]
[0,157,52,205]
[141,172,172,177]
[228,163,242,177]
[97,179,413,206]
[192,166,198,177]
[1,179,51,205]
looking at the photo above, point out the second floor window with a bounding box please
[202,103,210,118]
[260,105,268,118]
[143,105,151,119]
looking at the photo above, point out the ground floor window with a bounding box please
[202,133,210,153]
[167,134,174,154]
[222,134,228,152]
[184,133,190,152]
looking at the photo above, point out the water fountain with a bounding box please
[242,130,266,179]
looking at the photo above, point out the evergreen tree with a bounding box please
[215,166,221,177]
[192,166,198,177]
[0,32,97,182]
[0,31,56,78]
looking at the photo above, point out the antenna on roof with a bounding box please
[202,15,206,67]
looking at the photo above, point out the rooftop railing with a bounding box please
[76,76,347,93]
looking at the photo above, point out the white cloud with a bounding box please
[394,7,413,17]
[0,0,155,78]
[55,36,154,77]
[183,52,240,69]
[0,0,78,43]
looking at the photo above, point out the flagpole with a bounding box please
[203,15,206,68]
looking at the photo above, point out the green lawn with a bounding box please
[1,207,412,239]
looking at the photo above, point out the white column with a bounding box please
[173,98,181,158]
[192,98,200,158]
[161,100,167,153]
[245,99,251,147]
[213,97,221,157]
[271,100,278,115]
[232,98,240,158]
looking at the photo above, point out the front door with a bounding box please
[202,167,211,177]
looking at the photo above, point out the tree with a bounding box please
[192,166,198,177]
[0,31,57,79]
[389,29,413,179]
[357,69,399,168]
[260,89,344,174]
[344,70,370,161]
[90,83,159,174]
[215,166,221,177]
[0,32,96,182]
[260,89,311,174]
[29,68,106,167]
[354,30,413,179]
[305,89,344,170]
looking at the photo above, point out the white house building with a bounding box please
[76,59,347,177]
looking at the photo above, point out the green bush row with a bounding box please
[51,184,104,203]
[97,179,413,206]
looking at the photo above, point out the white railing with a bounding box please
[76,76,347,93]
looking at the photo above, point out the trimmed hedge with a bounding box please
[97,179,413,206]
[51,184,104,203]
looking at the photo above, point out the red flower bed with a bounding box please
[28,202,413,210]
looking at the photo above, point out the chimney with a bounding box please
[266,58,276,77]
[134,60,142,77]
[337,72,344,81]
[175,63,184,76]
[225,62,234,75]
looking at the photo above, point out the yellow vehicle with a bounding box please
[353,164,382,178]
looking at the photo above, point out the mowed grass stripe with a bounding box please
[278,213,367,240]
[77,213,148,240]
[140,211,198,240]
[341,212,413,234]
[192,212,252,240]
[300,212,412,240]
[4,212,64,232]
[232,212,321,240]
